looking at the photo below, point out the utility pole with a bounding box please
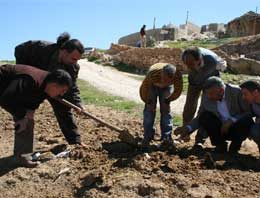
[185,11,189,37]
[153,17,157,42]
[186,10,189,25]
[254,7,258,35]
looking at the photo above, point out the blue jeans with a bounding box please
[250,123,260,148]
[143,85,173,141]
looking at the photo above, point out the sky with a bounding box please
[0,0,259,60]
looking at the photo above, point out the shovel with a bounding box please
[54,98,137,146]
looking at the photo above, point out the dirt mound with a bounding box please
[1,102,260,197]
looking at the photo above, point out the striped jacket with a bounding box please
[139,63,183,103]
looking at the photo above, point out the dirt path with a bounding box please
[78,59,187,115]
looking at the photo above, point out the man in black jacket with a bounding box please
[15,32,85,146]
[0,64,72,167]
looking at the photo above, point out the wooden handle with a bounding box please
[54,97,124,133]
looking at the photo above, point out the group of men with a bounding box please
[2,32,260,168]
[1,32,86,167]
[140,46,260,158]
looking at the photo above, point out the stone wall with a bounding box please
[107,44,185,71]
[226,11,260,37]
[106,43,132,55]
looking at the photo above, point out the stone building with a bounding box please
[118,21,201,46]
[226,11,260,37]
[201,23,226,33]
[179,22,201,36]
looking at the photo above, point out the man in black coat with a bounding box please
[0,64,72,167]
[15,32,85,146]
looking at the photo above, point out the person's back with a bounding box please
[15,40,58,71]
[14,32,83,80]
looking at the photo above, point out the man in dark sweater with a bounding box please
[0,64,72,167]
[15,32,85,146]
[240,81,260,158]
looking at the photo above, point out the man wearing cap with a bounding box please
[139,63,183,149]
[182,46,227,148]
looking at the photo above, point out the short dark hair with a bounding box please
[240,80,260,92]
[203,76,225,90]
[45,69,72,88]
[56,32,84,54]
[162,64,176,79]
[182,46,202,62]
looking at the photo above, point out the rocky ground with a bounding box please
[1,102,260,198]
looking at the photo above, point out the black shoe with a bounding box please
[140,139,150,152]
[192,143,204,152]
[158,138,176,151]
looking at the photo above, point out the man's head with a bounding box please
[44,69,72,98]
[203,76,225,101]
[182,47,202,70]
[57,32,84,65]
[240,80,260,104]
[161,64,176,85]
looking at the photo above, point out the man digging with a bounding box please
[0,64,72,167]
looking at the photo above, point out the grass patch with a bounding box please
[164,37,241,49]
[173,115,183,127]
[220,72,260,85]
[0,60,16,64]
[182,74,189,94]
[130,75,145,81]
[87,56,99,62]
[78,79,143,116]
[109,62,146,75]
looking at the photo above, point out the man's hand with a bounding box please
[221,119,233,136]
[74,105,85,115]
[15,117,29,133]
[174,126,190,142]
